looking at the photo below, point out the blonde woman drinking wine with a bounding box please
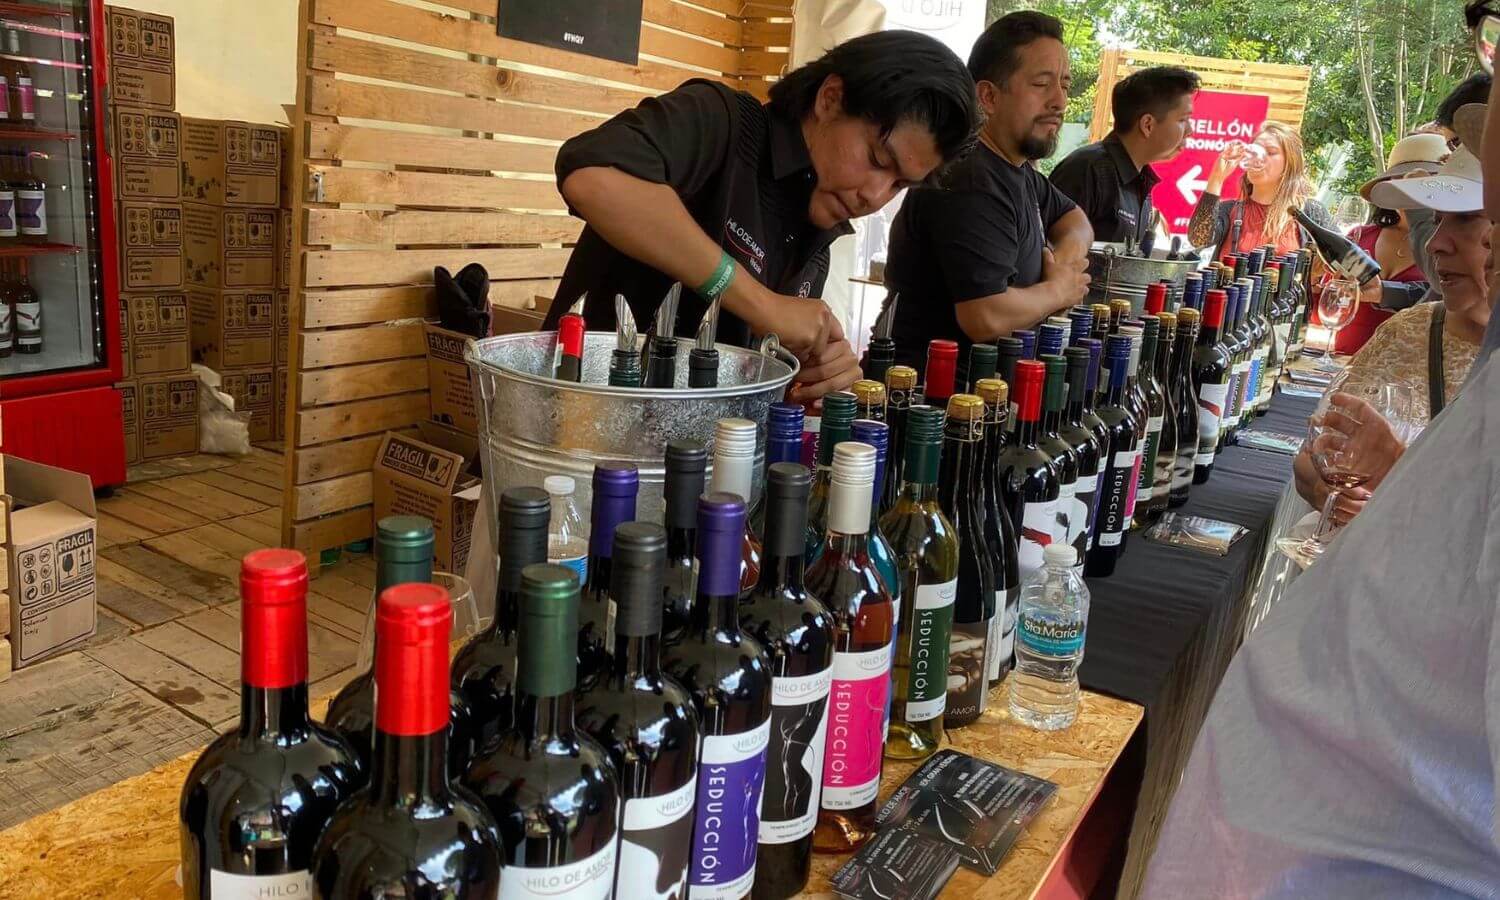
[1187,122,1335,255]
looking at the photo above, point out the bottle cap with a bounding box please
[1203,289,1228,328]
[768,402,804,437]
[1044,543,1076,567]
[1110,299,1132,317]
[764,462,812,557]
[973,377,1007,406]
[696,492,747,598]
[924,340,958,397]
[1067,308,1094,344]
[968,343,999,381]
[1157,311,1177,329]
[499,486,550,591]
[1041,355,1067,411]
[1038,323,1066,357]
[822,391,857,425]
[1013,329,1036,359]
[905,404,945,443]
[241,549,309,689]
[850,420,888,500]
[945,393,984,421]
[593,461,640,493]
[543,475,575,496]
[829,442,875,536]
[885,365,918,391]
[377,515,434,564]
[1105,333,1132,359]
[852,379,886,408]
[375,581,452,737]
[591,462,640,558]
[1080,338,1104,392]
[519,563,581,696]
[831,441,876,487]
[611,521,667,637]
[713,418,757,458]
[1064,347,1091,405]
[665,439,707,530]
[1144,283,1168,315]
[521,562,580,605]
[1014,359,1046,422]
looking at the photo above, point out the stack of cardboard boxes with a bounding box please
[108,6,292,463]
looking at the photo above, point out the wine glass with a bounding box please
[356,572,482,671]
[1314,279,1358,371]
[1333,195,1369,232]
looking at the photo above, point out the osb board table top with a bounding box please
[0,685,1141,900]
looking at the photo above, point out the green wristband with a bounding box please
[697,252,737,302]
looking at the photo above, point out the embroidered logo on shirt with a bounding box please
[725,218,766,275]
[797,281,812,298]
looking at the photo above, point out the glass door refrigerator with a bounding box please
[0,0,123,488]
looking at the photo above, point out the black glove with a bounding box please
[434,263,491,337]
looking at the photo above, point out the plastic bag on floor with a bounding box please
[194,363,252,456]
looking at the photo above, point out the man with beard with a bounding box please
[879,10,1092,383]
[1050,66,1199,245]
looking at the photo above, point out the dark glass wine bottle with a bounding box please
[938,394,996,730]
[1013,329,1036,360]
[881,366,917,515]
[1146,312,1178,521]
[180,550,362,899]
[711,417,764,594]
[1169,308,1201,507]
[1132,316,1168,528]
[741,464,836,890]
[1290,205,1380,285]
[1084,337,1140,578]
[966,342,998,392]
[1109,299,1131,334]
[806,442,896,850]
[1059,348,1104,567]
[465,564,620,900]
[1037,354,1080,552]
[327,516,473,774]
[974,378,1020,688]
[579,462,639,692]
[577,522,700,900]
[453,487,549,759]
[1193,290,1233,483]
[1090,303,1111,345]
[1219,283,1248,450]
[922,339,958,408]
[662,439,707,646]
[852,378,886,422]
[806,391,857,561]
[1076,339,1113,553]
[996,336,1024,435]
[995,360,1062,589]
[880,406,957,760]
[663,493,773,900]
[751,402,805,538]
[1067,306,1094,347]
[312,583,503,899]
[1260,263,1286,413]
[1117,324,1148,535]
[850,419,902,745]
[1251,268,1276,415]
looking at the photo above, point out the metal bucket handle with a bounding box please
[757,333,796,381]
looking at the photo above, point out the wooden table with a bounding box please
[0,684,1141,900]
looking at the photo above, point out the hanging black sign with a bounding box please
[496,0,644,65]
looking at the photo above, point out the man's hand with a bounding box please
[788,336,862,403]
[746,290,841,358]
[1358,277,1383,306]
[1042,247,1090,311]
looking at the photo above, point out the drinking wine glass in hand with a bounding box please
[1314,279,1359,371]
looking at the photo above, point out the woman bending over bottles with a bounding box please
[1188,122,1335,256]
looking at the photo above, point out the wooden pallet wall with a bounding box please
[281,0,793,559]
[1089,48,1312,140]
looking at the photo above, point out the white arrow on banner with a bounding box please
[1177,165,1209,204]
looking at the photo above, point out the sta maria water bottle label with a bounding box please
[689,718,771,900]
[1018,612,1084,657]
[761,665,833,843]
[618,778,696,900]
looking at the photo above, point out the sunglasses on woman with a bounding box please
[1468,0,1500,73]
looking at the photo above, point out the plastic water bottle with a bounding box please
[542,475,588,582]
[1009,543,1089,730]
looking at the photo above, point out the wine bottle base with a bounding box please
[1193,465,1213,484]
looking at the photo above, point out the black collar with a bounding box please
[769,108,856,238]
[1103,133,1158,188]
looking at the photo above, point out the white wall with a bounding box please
[118,0,299,124]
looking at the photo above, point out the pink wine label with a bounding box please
[0,76,9,119]
[17,78,33,120]
[821,646,891,810]
[1122,446,1144,518]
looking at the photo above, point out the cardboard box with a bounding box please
[138,372,199,459]
[112,106,180,200]
[425,324,477,435]
[372,423,481,574]
[275,366,288,443]
[220,367,275,444]
[188,288,274,370]
[122,292,190,375]
[182,202,276,289]
[3,454,98,669]
[275,209,292,291]
[117,381,140,466]
[278,124,293,209]
[180,118,282,207]
[106,6,174,109]
[118,200,183,290]
[273,290,289,368]
[491,302,549,336]
[118,302,132,380]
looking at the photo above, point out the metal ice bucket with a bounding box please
[465,331,799,523]
[1087,242,1203,312]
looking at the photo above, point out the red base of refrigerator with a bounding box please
[1,385,126,488]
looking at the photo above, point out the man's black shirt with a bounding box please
[543,79,851,346]
[882,143,1076,382]
[1049,133,1159,245]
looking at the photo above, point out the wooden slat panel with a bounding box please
[639,26,740,76]
[320,79,605,143]
[291,506,374,555]
[309,167,565,211]
[739,50,788,77]
[300,322,426,368]
[302,286,434,327]
[304,247,571,288]
[305,208,581,247]
[293,432,403,484]
[293,472,373,519]
[741,19,791,47]
[297,392,430,446]
[306,122,559,174]
[300,358,430,406]
[642,0,740,46]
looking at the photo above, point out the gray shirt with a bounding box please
[1144,352,1500,897]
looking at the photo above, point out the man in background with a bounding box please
[1049,66,1200,245]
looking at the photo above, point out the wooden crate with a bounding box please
[1089,48,1313,140]
[282,0,792,562]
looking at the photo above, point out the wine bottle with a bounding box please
[1144,282,1168,315]
[16,150,43,241]
[995,361,1062,589]
[1240,274,1267,424]
[1221,281,1250,446]
[880,405,957,761]
[711,417,764,593]
[923,339,958,408]
[740,464,835,896]
[1251,268,1277,414]
[1260,263,1286,412]
[1089,304,1111,345]
[880,366,917,515]
[805,442,896,849]
[180,550,362,899]
[1289,247,1314,355]
[13,257,38,354]
[1290,206,1379,285]
[938,394,996,730]
[807,392,856,560]
[0,156,16,242]
[578,462,640,692]
[464,564,621,900]
[966,342,998,391]
[1037,355,1079,549]
[1058,347,1104,566]
[1013,329,1036,360]
[849,419,902,746]
[664,493,773,899]
[1146,312,1178,521]
[2,31,32,123]
[1038,323,1067,358]
[311,583,503,899]
[1067,306,1094,347]
[1109,299,1131,334]
[996,336,1024,434]
[453,487,549,758]
[852,378,886,423]
[1076,339,1113,551]
[1192,290,1233,483]
[1169,309,1201,507]
[0,261,11,357]
[328,516,473,774]
[1183,273,1203,311]
[576,522,700,900]
[751,402,805,538]
[973,378,1020,688]
[662,439,706,646]
[1083,337,1139,578]
[1132,317,1167,528]
[1114,325,1147,538]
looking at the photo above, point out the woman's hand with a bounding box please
[1293,446,1371,525]
[1207,141,1246,193]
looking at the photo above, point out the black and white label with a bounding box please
[1051,479,1076,547]
[210,869,313,899]
[1018,500,1058,581]
[1196,381,1228,464]
[618,779,696,900]
[1070,471,1097,557]
[1096,450,1135,547]
[760,665,833,844]
[502,840,617,900]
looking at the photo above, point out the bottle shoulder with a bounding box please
[181,726,362,823]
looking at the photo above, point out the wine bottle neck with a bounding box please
[824,530,872,560]
[240,683,311,739]
[370,728,451,808]
[611,632,663,680]
[1015,414,1039,447]
[900,479,940,505]
[516,691,578,741]
[691,589,743,635]
[757,551,805,594]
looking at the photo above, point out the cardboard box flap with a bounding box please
[374,432,468,494]
[3,456,96,518]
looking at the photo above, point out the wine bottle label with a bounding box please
[823,646,891,809]
[502,840,617,900]
[17,77,33,120]
[209,869,313,899]
[1096,450,1135,547]
[1224,368,1244,423]
[945,618,992,720]
[17,189,45,235]
[1051,479,1076,547]
[689,718,771,900]
[0,188,13,237]
[1135,418,1164,501]
[1195,381,1228,464]
[0,76,8,118]
[761,665,833,842]
[15,301,39,346]
[902,579,955,723]
[0,300,11,347]
[1017,500,1058,580]
[987,588,1015,681]
[1018,611,1084,657]
[619,778,697,900]
[1253,347,1272,403]
[1071,471,1098,557]
[1122,446,1144,519]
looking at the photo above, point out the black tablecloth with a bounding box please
[1078,388,1319,896]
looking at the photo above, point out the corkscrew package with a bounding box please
[830,827,960,900]
[1144,513,1250,557]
